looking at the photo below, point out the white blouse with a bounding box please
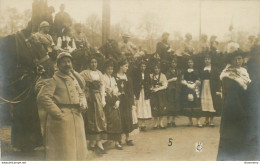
[103,74,119,96]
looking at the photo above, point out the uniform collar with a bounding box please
[55,71,74,80]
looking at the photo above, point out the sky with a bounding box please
[0,0,259,41]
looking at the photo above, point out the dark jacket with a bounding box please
[199,66,221,113]
[132,69,151,100]
[156,41,171,61]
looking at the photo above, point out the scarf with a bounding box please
[220,64,251,90]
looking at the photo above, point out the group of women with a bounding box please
[75,43,260,160]
[78,51,224,154]
[80,57,137,153]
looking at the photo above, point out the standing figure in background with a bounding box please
[103,60,123,150]
[156,32,173,73]
[175,33,194,71]
[150,62,168,129]
[115,59,137,146]
[133,60,152,131]
[37,52,88,160]
[197,34,210,54]
[57,26,76,53]
[180,58,202,127]
[177,33,194,56]
[118,33,138,60]
[200,55,221,127]
[54,4,72,37]
[243,35,256,52]
[166,58,181,127]
[72,23,90,49]
[217,50,251,161]
[209,35,218,52]
[80,56,107,154]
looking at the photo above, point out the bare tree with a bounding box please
[138,12,161,53]
[85,13,102,47]
[110,23,124,41]
[110,17,132,42]
[0,8,32,37]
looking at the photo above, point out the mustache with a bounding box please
[63,65,72,69]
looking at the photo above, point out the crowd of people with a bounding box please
[5,3,260,161]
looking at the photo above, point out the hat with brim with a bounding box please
[162,32,170,37]
[40,21,50,28]
[122,33,131,38]
[226,49,245,64]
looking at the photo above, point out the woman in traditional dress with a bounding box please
[166,58,181,127]
[133,60,152,131]
[80,56,107,154]
[217,50,251,161]
[180,58,202,127]
[57,26,76,53]
[115,59,137,146]
[200,55,221,127]
[150,62,168,129]
[103,60,123,150]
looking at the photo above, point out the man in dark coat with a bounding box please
[156,32,173,73]
[53,4,72,37]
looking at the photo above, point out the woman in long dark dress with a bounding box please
[80,56,107,153]
[132,60,152,131]
[245,46,260,160]
[217,50,251,161]
[150,63,168,129]
[115,59,137,146]
[180,58,202,127]
[103,60,123,150]
[200,55,221,127]
[166,58,181,127]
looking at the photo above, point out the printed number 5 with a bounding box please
[168,138,173,146]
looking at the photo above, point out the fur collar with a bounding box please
[220,65,251,90]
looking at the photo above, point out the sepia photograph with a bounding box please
[0,0,259,162]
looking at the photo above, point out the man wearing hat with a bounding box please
[156,32,173,73]
[27,21,58,57]
[118,33,138,58]
[37,52,88,160]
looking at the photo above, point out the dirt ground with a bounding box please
[0,116,220,161]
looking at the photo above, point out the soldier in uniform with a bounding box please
[27,21,57,57]
[27,21,58,77]
[37,52,88,160]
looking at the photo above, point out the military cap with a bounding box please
[39,21,50,28]
[57,52,72,63]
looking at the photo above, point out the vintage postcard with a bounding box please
[0,0,259,162]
